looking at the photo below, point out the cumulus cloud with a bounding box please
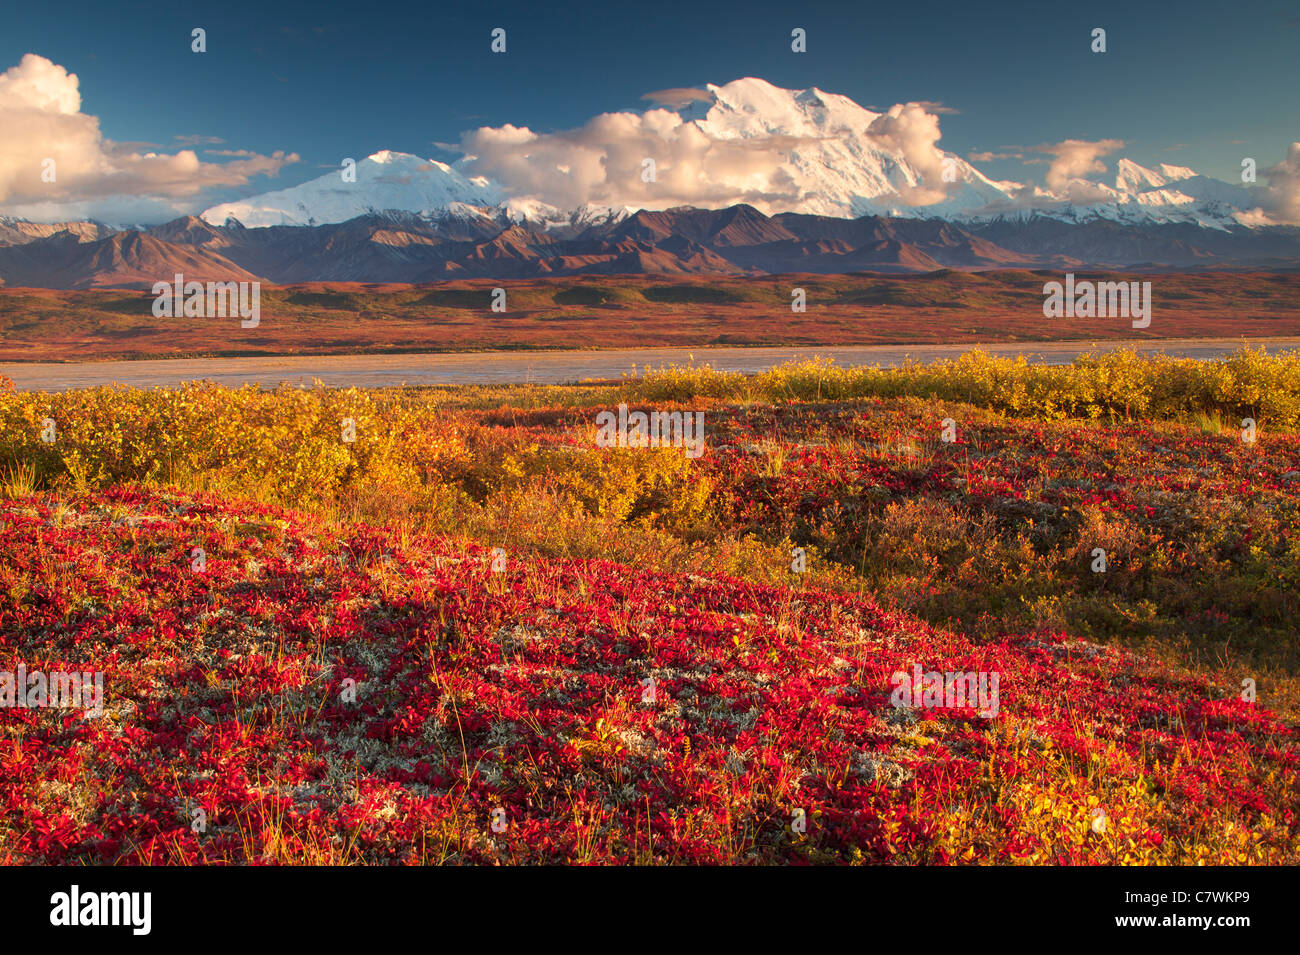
[1256,142,1300,225]
[864,103,952,205]
[458,111,795,211]
[1032,138,1125,202]
[456,91,963,213]
[0,54,297,219]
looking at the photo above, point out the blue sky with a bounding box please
[1,0,1296,217]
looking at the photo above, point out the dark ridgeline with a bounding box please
[2,205,1299,289]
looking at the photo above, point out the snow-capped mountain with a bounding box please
[198,80,1026,227]
[676,77,1023,219]
[198,152,635,236]
[475,198,636,237]
[197,79,1266,234]
[991,157,1258,230]
[200,151,501,228]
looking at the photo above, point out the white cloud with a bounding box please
[1033,138,1125,202]
[1256,142,1300,225]
[456,91,974,214]
[458,111,781,211]
[0,54,297,220]
[863,103,950,205]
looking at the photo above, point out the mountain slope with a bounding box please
[0,231,265,289]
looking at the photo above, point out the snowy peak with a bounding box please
[200,151,501,228]
[1073,156,1253,228]
[1116,159,1170,192]
[698,77,880,140]
[1114,159,1200,193]
[679,77,1017,219]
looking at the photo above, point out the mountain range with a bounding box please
[194,79,1272,231]
[0,78,1296,289]
[2,203,1299,289]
